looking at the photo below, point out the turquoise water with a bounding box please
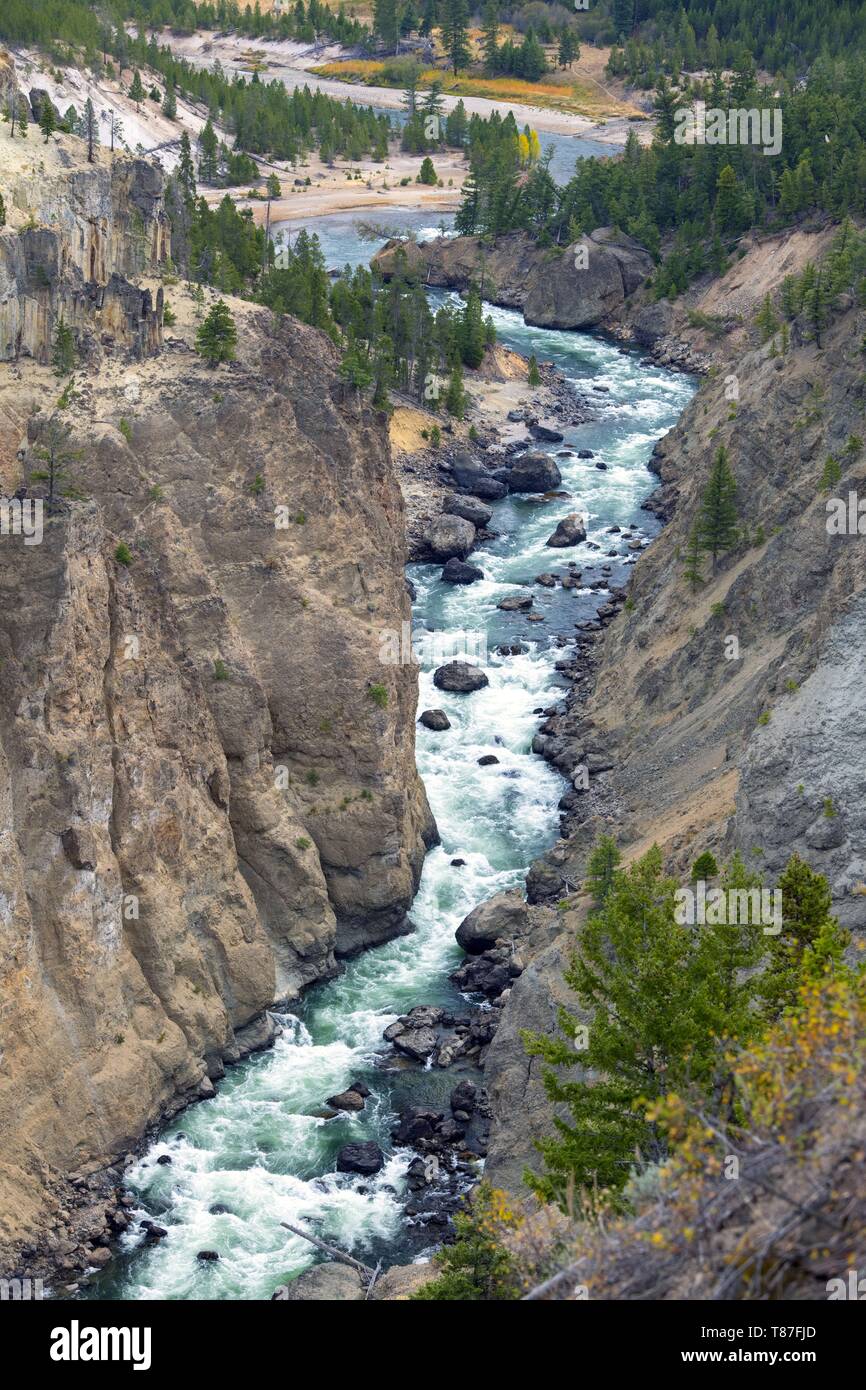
[89,235,693,1302]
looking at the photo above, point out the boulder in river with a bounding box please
[433,662,489,693]
[393,1027,438,1061]
[423,514,476,562]
[529,422,565,443]
[477,754,500,765]
[443,494,493,528]
[336,1141,385,1176]
[546,513,587,548]
[535,573,558,587]
[197,1250,220,1262]
[441,557,484,585]
[450,451,508,499]
[506,452,562,493]
[326,1089,366,1112]
[419,708,451,731]
[523,228,655,329]
[456,890,530,954]
[497,593,533,611]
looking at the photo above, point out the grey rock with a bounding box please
[546,513,587,548]
[433,662,489,693]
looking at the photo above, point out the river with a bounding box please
[87,216,694,1302]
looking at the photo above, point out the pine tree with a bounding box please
[82,98,98,163]
[0,191,5,228]
[412,1185,517,1300]
[682,524,704,590]
[40,99,57,143]
[760,854,851,1018]
[754,291,779,343]
[460,286,486,368]
[417,155,437,185]
[584,834,621,908]
[558,28,579,69]
[441,0,471,76]
[373,0,399,50]
[52,314,75,376]
[803,266,832,347]
[129,70,145,109]
[445,357,466,417]
[696,446,738,570]
[198,119,220,184]
[4,97,17,138]
[177,131,197,207]
[523,846,768,1202]
[527,353,541,386]
[195,298,237,366]
[612,0,634,40]
[162,81,177,121]
[30,415,82,513]
[481,0,500,75]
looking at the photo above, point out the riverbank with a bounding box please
[149,30,651,146]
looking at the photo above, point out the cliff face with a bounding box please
[0,102,168,363]
[0,300,434,1264]
[372,228,654,329]
[481,225,866,1195]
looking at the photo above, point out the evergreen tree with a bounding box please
[584,834,621,908]
[523,846,767,1201]
[696,446,738,570]
[198,118,220,184]
[0,191,4,228]
[481,0,500,76]
[445,357,466,417]
[373,0,399,50]
[527,353,541,386]
[129,69,145,109]
[162,80,177,121]
[441,0,470,76]
[558,28,579,69]
[760,854,851,1018]
[40,99,56,143]
[195,298,237,365]
[682,524,704,590]
[412,1185,517,1301]
[52,314,75,375]
[612,0,635,41]
[803,265,832,347]
[755,291,779,343]
[460,286,486,367]
[417,155,437,185]
[30,415,82,512]
[16,99,27,139]
[82,97,98,163]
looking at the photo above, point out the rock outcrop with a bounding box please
[0,303,434,1267]
[373,228,654,330]
[0,116,168,363]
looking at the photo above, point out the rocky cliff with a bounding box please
[0,61,168,365]
[374,227,654,330]
[477,223,866,1196]
[0,288,434,1268]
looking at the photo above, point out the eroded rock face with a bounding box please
[373,228,655,331]
[0,137,168,362]
[0,308,434,1264]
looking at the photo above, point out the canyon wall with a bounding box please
[0,283,434,1269]
[0,57,167,365]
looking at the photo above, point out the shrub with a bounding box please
[114,541,132,566]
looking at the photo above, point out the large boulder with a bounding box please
[279,1264,365,1301]
[456,890,530,954]
[546,513,587,548]
[336,1141,385,1175]
[444,494,493,527]
[523,229,655,330]
[422,514,476,562]
[449,451,508,500]
[419,708,451,731]
[433,662,489,693]
[506,453,562,493]
[441,557,484,584]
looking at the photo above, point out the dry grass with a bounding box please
[309,60,640,118]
